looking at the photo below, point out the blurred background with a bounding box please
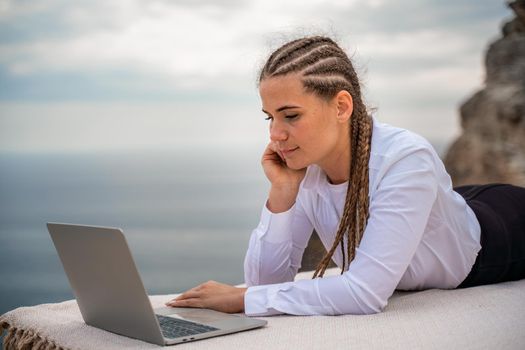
[0,0,512,323]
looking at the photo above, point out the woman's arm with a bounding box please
[165,198,314,313]
[166,142,312,312]
[244,147,439,316]
[166,147,438,316]
[165,195,314,313]
[244,197,314,286]
[244,141,314,285]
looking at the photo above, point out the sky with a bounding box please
[0,0,513,153]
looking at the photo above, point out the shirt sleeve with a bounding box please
[243,147,438,316]
[243,194,314,287]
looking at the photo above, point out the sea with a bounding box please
[0,142,448,342]
[0,149,269,319]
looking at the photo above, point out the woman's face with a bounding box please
[259,74,350,172]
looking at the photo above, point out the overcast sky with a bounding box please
[0,0,512,153]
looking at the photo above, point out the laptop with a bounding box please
[46,222,267,346]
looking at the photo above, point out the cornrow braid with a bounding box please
[259,36,373,278]
[265,37,335,74]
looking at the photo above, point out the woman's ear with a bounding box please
[335,90,353,123]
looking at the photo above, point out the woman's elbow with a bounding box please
[339,303,385,316]
[360,304,385,315]
[333,297,387,315]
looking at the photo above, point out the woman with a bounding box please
[166,36,525,316]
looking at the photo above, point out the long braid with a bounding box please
[259,36,373,278]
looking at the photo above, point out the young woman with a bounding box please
[166,36,525,316]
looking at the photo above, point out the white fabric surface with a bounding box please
[244,119,481,316]
[2,268,525,350]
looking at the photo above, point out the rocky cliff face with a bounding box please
[444,0,525,186]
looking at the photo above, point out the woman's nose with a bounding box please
[269,120,288,142]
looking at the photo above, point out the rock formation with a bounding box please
[444,0,525,186]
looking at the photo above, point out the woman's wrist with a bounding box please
[267,184,300,213]
[238,287,248,313]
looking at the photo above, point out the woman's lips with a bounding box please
[280,147,299,157]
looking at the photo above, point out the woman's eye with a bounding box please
[264,116,273,121]
[285,114,298,120]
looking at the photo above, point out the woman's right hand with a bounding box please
[262,142,306,213]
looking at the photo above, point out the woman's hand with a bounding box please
[262,142,306,186]
[165,281,247,314]
[262,142,306,213]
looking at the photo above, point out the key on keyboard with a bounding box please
[156,314,219,339]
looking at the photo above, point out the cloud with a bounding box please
[0,0,510,94]
[0,1,270,95]
[0,0,514,151]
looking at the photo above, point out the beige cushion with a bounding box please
[1,268,524,349]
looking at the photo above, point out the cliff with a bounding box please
[444,0,525,186]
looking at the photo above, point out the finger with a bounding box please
[264,141,279,154]
[277,149,285,162]
[270,143,286,162]
[166,298,203,308]
[165,292,198,305]
[263,144,285,163]
[271,143,285,160]
[262,143,274,157]
[175,291,202,300]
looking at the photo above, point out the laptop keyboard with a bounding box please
[156,314,219,339]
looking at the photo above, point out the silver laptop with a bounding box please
[46,222,267,346]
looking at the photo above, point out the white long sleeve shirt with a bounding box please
[243,118,481,316]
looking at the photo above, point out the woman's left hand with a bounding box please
[165,281,247,314]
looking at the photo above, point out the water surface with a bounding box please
[0,150,268,316]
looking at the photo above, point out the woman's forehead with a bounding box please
[259,75,310,104]
[259,74,303,93]
[259,74,316,109]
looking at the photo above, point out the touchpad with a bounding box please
[168,309,226,324]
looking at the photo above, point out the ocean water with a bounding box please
[0,141,449,342]
[0,150,269,317]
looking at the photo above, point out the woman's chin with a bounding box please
[285,158,309,170]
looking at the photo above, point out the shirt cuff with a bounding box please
[255,202,297,243]
[244,284,287,316]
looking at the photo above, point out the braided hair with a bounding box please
[258,36,373,278]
